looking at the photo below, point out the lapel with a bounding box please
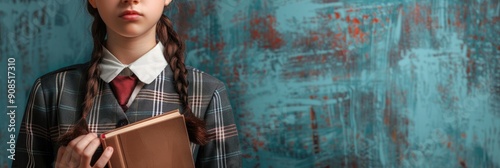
[87,66,182,133]
[86,79,126,133]
[127,68,181,121]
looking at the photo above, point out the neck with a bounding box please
[105,27,157,65]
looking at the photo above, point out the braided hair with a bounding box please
[58,2,207,146]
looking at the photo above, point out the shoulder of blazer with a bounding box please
[39,62,90,79]
[29,62,90,97]
[185,66,226,88]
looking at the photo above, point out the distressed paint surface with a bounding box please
[169,0,500,167]
[0,1,92,167]
[1,0,499,167]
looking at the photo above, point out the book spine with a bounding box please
[101,134,126,168]
[99,134,111,168]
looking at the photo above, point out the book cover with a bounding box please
[100,109,194,168]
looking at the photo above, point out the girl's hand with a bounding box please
[55,133,113,168]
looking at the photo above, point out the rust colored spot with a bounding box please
[492,16,500,22]
[372,18,380,23]
[295,55,304,62]
[312,35,319,41]
[461,133,467,138]
[353,18,361,24]
[455,11,463,28]
[310,107,317,121]
[459,158,467,168]
[354,27,360,35]
[335,12,341,19]
[426,15,433,30]
[251,139,265,151]
[251,30,260,39]
[413,4,423,24]
[249,15,284,49]
[384,97,392,125]
[447,142,452,148]
[233,66,240,79]
[391,130,397,142]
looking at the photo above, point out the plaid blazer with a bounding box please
[13,63,241,168]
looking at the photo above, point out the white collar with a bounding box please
[99,42,168,84]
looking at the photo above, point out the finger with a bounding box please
[55,147,66,168]
[74,133,98,156]
[61,135,86,165]
[71,133,98,167]
[69,135,90,165]
[56,146,65,162]
[93,147,113,168]
[80,138,101,167]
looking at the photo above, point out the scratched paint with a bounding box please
[1,0,499,167]
[0,1,92,167]
[169,0,500,167]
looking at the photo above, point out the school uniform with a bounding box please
[13,43,241,168]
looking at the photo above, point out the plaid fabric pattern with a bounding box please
[13,63,241,168]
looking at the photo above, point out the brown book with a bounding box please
[100,109,194,168]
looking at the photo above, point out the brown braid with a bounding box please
[157,15,208,145]
[58,4,106,146]
[58,4,207,145]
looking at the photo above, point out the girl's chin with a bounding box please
[116,31,149,38]
[112,26,154,38]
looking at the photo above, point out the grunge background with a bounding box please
[1,0,499,167]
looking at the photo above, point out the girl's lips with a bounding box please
[120,10,142,21]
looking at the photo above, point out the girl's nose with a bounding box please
[122,0,139,5]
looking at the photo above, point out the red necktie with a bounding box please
[110,75,138,111]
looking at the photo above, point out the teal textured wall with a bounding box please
[1,0,499,167]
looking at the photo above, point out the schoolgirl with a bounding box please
[13,0,241,167]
